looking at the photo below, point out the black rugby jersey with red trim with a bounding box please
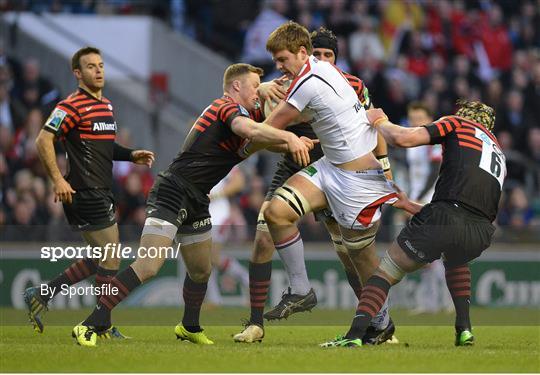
[168,96,263,194]
[43,88,117,190]
[423,115,506,221]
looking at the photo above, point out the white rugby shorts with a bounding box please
[298,156,398,230]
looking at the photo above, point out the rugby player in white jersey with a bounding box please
[259,21,417,337]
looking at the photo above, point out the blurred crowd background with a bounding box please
[1,0,539,242]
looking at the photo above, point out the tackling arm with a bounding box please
[367,109,431,148]
[230,115,311,166]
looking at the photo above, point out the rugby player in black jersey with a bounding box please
[72,63,312,346]
[321,100,505,347]
[234,27,397,345]
[25,47,154,338]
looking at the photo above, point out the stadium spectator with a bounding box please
[3,0,539,241]
[348,17,385,66]
[242,0,289,76]
[10,58,60,122]
[498,186,535,229]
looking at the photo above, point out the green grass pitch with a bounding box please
[1,307,539,373]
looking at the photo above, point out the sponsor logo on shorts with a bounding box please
[192,217,211,229]
[404,240,425,259]
[303,165,317,176]
[179,209,188,222]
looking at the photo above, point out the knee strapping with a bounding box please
[379,250,406,281]
[330,233,347,254]
[342,233,376,251]
[274,184,311,217]
[256,211,269,232]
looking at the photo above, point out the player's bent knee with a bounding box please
[188,267,211,283]
[379,250,406,282]
[273,184,311,219]
[132,258,163,281]
[263,202,288,226]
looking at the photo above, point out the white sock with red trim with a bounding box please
[275,231,311,295]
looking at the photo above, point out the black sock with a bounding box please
[345,271,363,301]
[42,258,98,303]
[346,275,391,339]
[83,266,141,330]
[95,266,118,291]
[249,261,272,326]
[444,263,472,332]
[182,274,208,332]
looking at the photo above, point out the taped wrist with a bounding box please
[373,115,388,127]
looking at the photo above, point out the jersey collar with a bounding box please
[78,87,103,102]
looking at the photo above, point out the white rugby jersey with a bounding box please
[285,55,377,164]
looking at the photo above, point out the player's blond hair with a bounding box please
[223,63,264,91]
[266,21,313,55]
[455,99,496,132]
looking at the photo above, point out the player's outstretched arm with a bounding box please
[35,129,76,203]
[113,142,155,167]
[231,116,311,166]
[367,108,431,148]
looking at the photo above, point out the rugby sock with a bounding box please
[221,257,250,288]
[83,266,141,329]
[249,261,272,326]
[275,231,311,295]
[95,266,118,296]
[182,274,207,332]
[345,271,363,300]
[42,258,98,303]
[370,299,390,330]
[346,275,391,339]
[444,263,472,331]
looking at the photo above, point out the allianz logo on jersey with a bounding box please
[92,121,117,132]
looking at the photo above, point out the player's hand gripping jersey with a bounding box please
[424,115,506,221]
[168,96,263,194]
[285,55,377,164]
